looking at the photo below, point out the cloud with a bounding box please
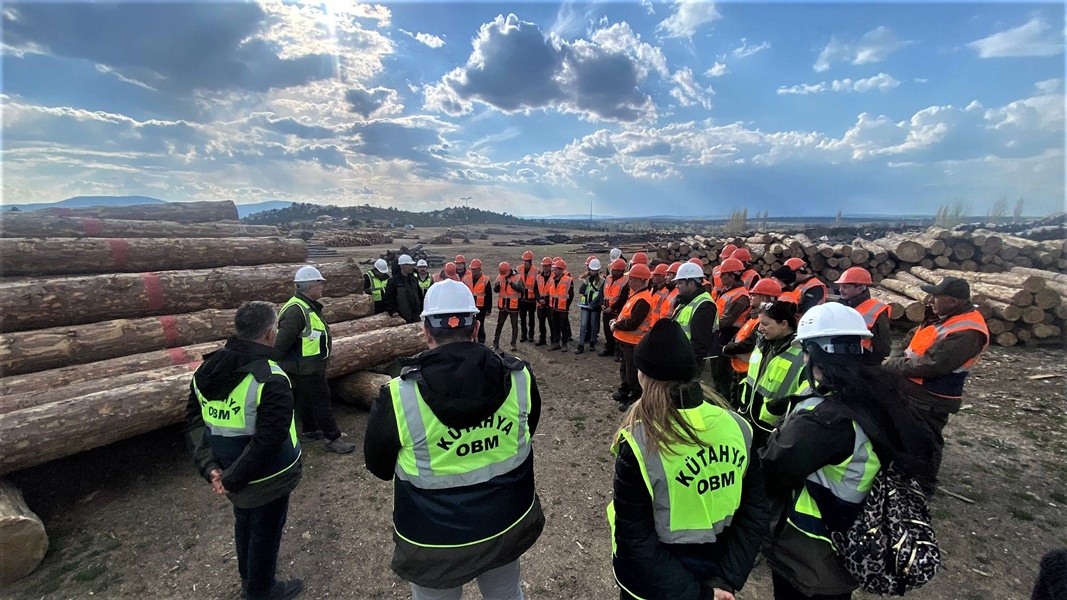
[656,0,721,39]
[705,61,728,77]
[778,73,900,95]
[670,68,714,109]
[415,32,445,48]
[345,86,403,119]
[814,26,905,72]
[732,38,770,59]
[967,18,1064,58]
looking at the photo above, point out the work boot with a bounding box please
[611,390,628,403]
[510,342,518,351]
[520,334,529,343]
[535,337,546,346]
[547,342,561,351]
[615,355,622,363]
[324,437,356,454]
[597,348,613,357]
[299,430,324,443]
[575,345,584,354]
[244,579,304,600]
[589,343,597,351]
[561,342,569,353]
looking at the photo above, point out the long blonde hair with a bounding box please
[619,373,705,454]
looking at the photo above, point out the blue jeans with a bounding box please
[411,559,523,600]
[578,309,601,346]
[234,494,290,597]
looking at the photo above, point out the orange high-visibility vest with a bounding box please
[729,317,761,373]
[711,265,723,298]
[497,275,520,310]
[854,298,890,351]
[741,269,760,290]
[904,309,988,399]
[795,277,827,314]
[715,286,750,329]
[650,287,673,321]
[535,272,552,303]
[459,270,474,291]
[779,288,800,304]
[603,275,629,308]
[614,289,656,346]
[470,275,489,308]
[548,275,572,311]
[520,265,537,300]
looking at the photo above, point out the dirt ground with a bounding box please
[5,236,1066,600]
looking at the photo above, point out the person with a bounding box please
[630,252,649,268]
[599,258,629,359]
[722,278,783,405]
[664,262,682,308]
[185,301,304,600]
[576,258,604,354]
[649,264,672,322]
[729,249,760,291]
[364,259,390,314]
[274,266,355,454]
[518,250,538,343]
[670,262,716,376]
[454,254,474,288]
[534,257,554,346]
[883,276,989,494]
[610,263,655,410]
[761,303,937,600]
[835,267,890,365]
[738,300,808,449]
[468,259,492,344]
[708,258,750,400]
[546,258,574,352]
[435,262,460,283]
[363,280,545,599]
[384,254,424,324]
[712,245,737,299]
[1032,548,1067,600]
[416,259,433,292]
[610,247,623,263]
[493,261,524,352]
[609,319,771,600]
[782,258,826,316]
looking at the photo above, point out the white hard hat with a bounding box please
[609,248,622,260]
[416,259,428,267]
[421,279,478,324]
[294,266,325,282]
[795,303,871,353]
[589,258,601,270]
[398,254,416,265]
[674,262,705,281]
[374,259,389,274]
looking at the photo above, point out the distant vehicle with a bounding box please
[404,224,415,230]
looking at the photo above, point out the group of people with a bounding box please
[184,238,998,599]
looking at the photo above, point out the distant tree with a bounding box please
[987,196,1008,224]
[1013,197,1025,223]
[834,209,843,227]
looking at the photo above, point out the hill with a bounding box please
[242,202,533,227]
[3,196,166,211]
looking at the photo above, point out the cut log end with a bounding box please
[0,479,48,585]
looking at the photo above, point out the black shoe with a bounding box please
[617,401,632,412]
[246,579,304,600]
[547,342,561,351]
[597,349,612,357]
[299,430,324,442]
[535,339,546,346]
[575,345,584,354]
[561,343,569,353]
[611,390,628,403]
[510,344,518,351]
[615,355,622,363]
[520,335,529,343]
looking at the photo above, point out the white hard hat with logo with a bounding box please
[398,254,416,265]
[795,303,871,354]
[374,259,389,274]
[420,279,479,328]
[294,266,325,282]
[674,262,705,281]
[416,259,428,267]
[589,258,601,270]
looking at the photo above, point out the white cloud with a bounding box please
[656,0,721,39]
[968,18,1064,58]
[814,26,905,71]
[732,38,770,58]
[1035,78,1064,94]
[414,32,445,48]
[778,73,900,95]
[705,61,728,77]
[670,67,714,109]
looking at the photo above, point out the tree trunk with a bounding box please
[994,331,1018,347]
[0,295,374,376]
[0,237,307,276]
[1032,289,1062,310]
[333,372,392,410]
[910,266,1046,294]
[0,259,364,333]
[874,235,927,263]
[0,324,426,475]
[870,287,926,321]
[36,200,238,223]
[879,277,931,304]
[0,479,48,585]
[0,213,281,239]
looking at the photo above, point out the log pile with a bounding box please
[315,229,393,247]
[374,245,447,268]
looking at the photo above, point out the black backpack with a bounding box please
[831,464,941,596]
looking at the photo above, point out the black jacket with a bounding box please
[613,385,771,598]
[184,338,301,508]
[673,287,716,359]
[383,271,424,323]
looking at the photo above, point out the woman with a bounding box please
[609,319,771,600]
[739,301,808,448]
[761,303,936,600]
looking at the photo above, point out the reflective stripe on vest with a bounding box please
[520,265,537,300]
[743,343,810,431]
[280,296,329,360]
[672,292,712,340]
[471,275,489,308]
[604,275,629,306]
[904,309,989,399]
[369,274,387,301]
[741,269,759,290]
[580,277,603,309]
[780,288,801,305]
[497,275,520,310]
[854,298,890,351]
[536,273,553,300]
[417,275,433,291]
[549,275,572,311]
[714,286,750,329]
[649,287,672,321]
[614,289,656,345]
[460,270,474,290]
[796,278,827,314]
[786,396,881,545]
[729,317,760,373]
[390,368,532,490]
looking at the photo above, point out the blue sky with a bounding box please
[2,1,1064,217]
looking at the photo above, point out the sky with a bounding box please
[2,1,1065,218]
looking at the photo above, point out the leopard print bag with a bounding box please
[831,465,941,596]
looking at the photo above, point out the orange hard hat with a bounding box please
[627,264,652,280]
[522,250,535,261]
[719,244,737,259]
[610,258,626,271]
[719,258,744,273]
[541,256,553,266]
[784,257,806,270]
[631,252,649,264]
[586,255,596,265]
[553,256,562,262]
[444,262,458,278]
[469,258,483,269]
[836,266,873,286]
[731,248,752,262]
[751,278,783,296]
[652,264,669,276]
[667,262,682,274]
[688,257,703,266]
[455,254,466,264]
[553,259,567,270]
[499,262,511,275]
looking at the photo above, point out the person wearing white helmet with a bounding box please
[364,279,546,599]
[575,258,604,354]
[669,262,717,380]
[610,247,623,262]
[415,259,432,291]
[383,254,424,324]
[364,258,391,314]
[760,303,936,600]
[275,266,356,454]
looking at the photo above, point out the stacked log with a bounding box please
[0,213,282,238]
[315,230,393,247]
[36,200,239,222]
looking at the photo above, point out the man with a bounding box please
[517,250,538,343]
[609,247,623,263]
[185,301,304,600]
[610,263,655,410]
[883,276,989,494]
[534,257,554,346]
[576,258,603,354]
[454,254,474,288]
[599,258,629,359]
[493,261,524,351]
[467,259,492,344]
[669,262,716,376]
[709,258,751,400]
[835,266,891,364]
[364,259,390,314]
[664,262,681,308]
[384,254,424,324]
[630,252,649,268]
[782,257,826,316]
[275,266,356,454]
[546,259,574,352]
[435,262,460,283]
[415,259,433,292]
[712,244,737,299]
[648,263,671,322]
[364,280,545,599]
[730,248,760,290]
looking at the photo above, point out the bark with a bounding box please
[0,259,364,333]
[874,236,927,263]
[994,332,1018,347]
[36,200,238,223]
[0,213,281,239]
[870,287,925,322]
[910,266,1046,294]
[0,479,48,585]
[333,372,392,410]
[879,277,931,304]
[0,237,307,276]
[1032,289,1062,311]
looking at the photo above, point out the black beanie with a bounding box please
[772,265,796,285]
[635,319,697,382]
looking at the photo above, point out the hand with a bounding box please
[713,590,735,600]
[209,469,226,495]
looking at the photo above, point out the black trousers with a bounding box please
[617,342,640,398]
[519,300,537,339]
[772,572,852,600]
[916,408,950,494]
[234,494,290,597]
[537,304,552,341]
[494,310,519,347]
[291,371,341,440]
[550,310,572,344]
[476,308,489,343]
[602,312,617,353]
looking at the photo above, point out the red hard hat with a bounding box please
[688,257,703,266]
[631,252,649,264]
[522,251,535,261]
[610,258,626,270]
[627,264,651,280]
[586,255,596,265]
[719,258,744,273]
[751,278,783,296]
[836,266,873,285]
[469,258,483,269]
[784,257,806,270]
[731,248,752,262]
[499,262,511,275]
[444,262,458,278]
[541,256,553,266]
[667,262,682,274]
[652,264,669,276]
[553,259,567,270]
[719,244,737,259]
[553,256,562,262]
[455,254,466,264]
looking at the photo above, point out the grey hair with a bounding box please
[235,301,278,341]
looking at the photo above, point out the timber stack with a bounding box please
[0,200,427,583]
